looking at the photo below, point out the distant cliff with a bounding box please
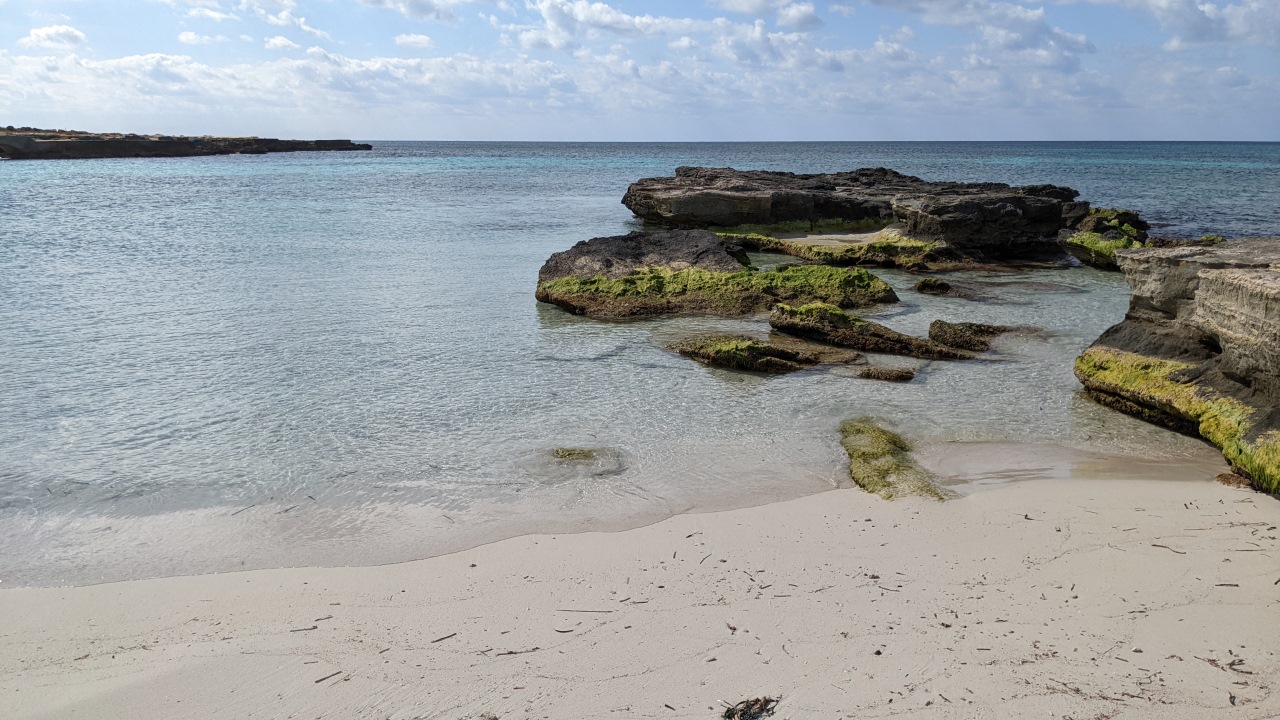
[0,127,372,160]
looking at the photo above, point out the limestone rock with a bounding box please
[769,303,971,360]
[1075,239,1280,492]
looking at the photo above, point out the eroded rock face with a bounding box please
[536,229,747,283]
[1075,240,1280,492]
[622,166,1082,260]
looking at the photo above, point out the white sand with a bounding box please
[1,475,1277,720]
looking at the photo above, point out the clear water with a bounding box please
[2,142,1277,587]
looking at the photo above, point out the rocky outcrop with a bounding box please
[0,128,371,159]
[622,166,1084,261]
[1061,208,1151,270]
[537,229,747,283]
[669,335,817,373]
[535,230,898,320]
[770,303,972,360]
[1075,240,1280,492]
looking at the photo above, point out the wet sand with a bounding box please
[2,469,1276,720]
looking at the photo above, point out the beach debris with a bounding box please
[431,632,457,643]
[313,670,342,684]
[290,625,318,632]
[495,647,540,656]
[1151,544,1186,555]
[721,696,778,720]
[230,504,256,516]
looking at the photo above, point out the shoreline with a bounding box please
[3,472,1276,719]
[0,439,1225,589]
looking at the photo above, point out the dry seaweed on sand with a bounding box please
[722,696,778,720]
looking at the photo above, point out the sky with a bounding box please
[1,0,1277,140]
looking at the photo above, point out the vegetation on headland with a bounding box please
[839,417,950,500]
[1075,347,1280,493]
[771,303,973,360]
[536,265,898,319]
[717,226,936,268]
[669,335,815,373]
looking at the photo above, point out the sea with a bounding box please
[2,141,1278,587]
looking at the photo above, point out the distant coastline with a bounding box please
[0,126,372,160]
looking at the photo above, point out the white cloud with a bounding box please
[18,24,87,49]
[669,36,699,50]
[1092,0,1280,49]
[264,35,300,49]
[178,31,220,44]
[189,8,241,21]
[828,3,855,17]
[239,0,330,39]
[394,33,435,48]
[776,2,823,30]
[358,0,470,21]
[711,0,790,13]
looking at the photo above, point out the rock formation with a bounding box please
[535,230,898,320]
[0,127,371,160]
[928,320,1010,352]
[669,335,817,373]
[769,303,972,360]
[1075,240,1280,492]
[622,166,1086,261]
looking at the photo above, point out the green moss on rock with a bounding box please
[771,303,972,360]
[1075,347,1280,493]
[552,447,598,461]
[859,366,915,382]
[914,277,951,294]
[839,417,950,500]
[1064,231,1145,270]
[670,335,815,373]
[718,228,935,268]
[536,265,897,320]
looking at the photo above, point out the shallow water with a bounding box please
[2,142,1274,586]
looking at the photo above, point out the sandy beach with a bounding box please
[2,472,1276,720]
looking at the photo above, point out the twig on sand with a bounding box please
[314,671,342,684]
[495,647,540,657]
[556,609,613,613]
[1151,544,1186,555]
[431,633,457,643]
[290,626,318,632]
[230,504,256,516]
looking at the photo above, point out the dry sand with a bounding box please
[1,474,1277,720]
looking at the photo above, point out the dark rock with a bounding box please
[623,166,1082,261]
[535,231,898,320]
[669,335,816,373]
[860,367,916,382]
[770,303,971,360]
[1075,240,1280,493]
[537,229,747,283]
[914,277,951,295]
[928,320,1010,352]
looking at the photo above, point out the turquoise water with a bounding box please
[2,142,1276,586]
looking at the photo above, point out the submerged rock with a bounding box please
[914,277,952,295]
[770,303,972,360]
[536,230,898,320]
[1075,240,1280,493]
[623,166,1083,262]
[839,417,950,500]
[669,335,816,373]
[928,320,1010,352]
[859,366,916,382]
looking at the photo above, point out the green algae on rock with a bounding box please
[552,447,598,461]
[716,227,936,269]
[770,303,971,360]
[914,277,951,294]
[536,265,897,320]
[928,320,1010,352]
[669,335,816,373]
[1075,347,1280,493]
[839,417,950,500]
[1062,207,1151,270]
